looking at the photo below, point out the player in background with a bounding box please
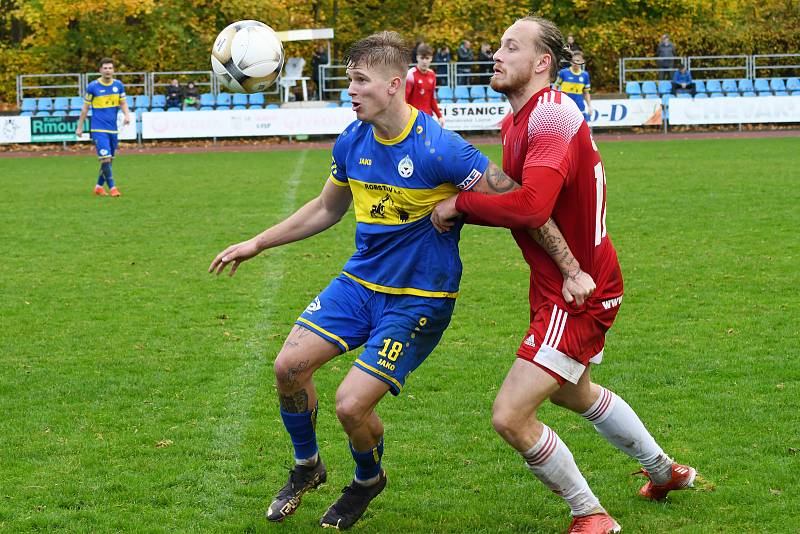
[210,31,589,531]
[76,58,130,197]
[432,16,696,534]
[555,50,592,122]
[406,43,445,127]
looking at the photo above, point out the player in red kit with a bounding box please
[432,16,697,534]
[406,43,445,127]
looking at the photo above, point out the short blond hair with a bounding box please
[346,31,411,77]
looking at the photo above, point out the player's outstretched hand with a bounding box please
[562,269,596,306]
[431,195,460,233]
[209,239,261,277]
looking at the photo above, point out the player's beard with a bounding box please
[490,59,535,95]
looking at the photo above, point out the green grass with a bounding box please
[1,136,799,532]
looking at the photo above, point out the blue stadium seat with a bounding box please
[775,91,790,96]
[641,81,658,97]
[37,98,53,111]
[339,89,352,103]
[51,110,67,116]
[741,91,756,97]
[68,110,81,117]
[629,94,643,99]
[53,97,69,111]
[486,86,503,102]
[786,77,800,94]
[183,106,197,111]
[167,107,181,112]
[199,93,215,107]
[20,111,33,116]
[215,93,231,108]
[200,106,214,111]
[705,80,722,93]
[469,86,487,101]
[661,94,672,105]
[341,102,351,107]
[34,110,51,116]
[657,80,672,95]
[135,108,144,120]
[249,93,265,108]
[151,94,167,108]
[754,79,772,96]
[709,92,724,98]
[69,96,84,110]
[454,86,470,102]
[645,93,660,99]
[232,93,248,107]
[721,79,739,95]
[625,81,641,97]
[21,98,36,112]
[770,78,786,92]
[676,92,692,99]
[694,93,708,99]
[437,86,454,103]
[266,103,279,109]
[694,80,706,94]
[738,79,754,93]
[725,92,739,98]
[134,95,150,109]
[232,105,247,110]
[326,102,339,108]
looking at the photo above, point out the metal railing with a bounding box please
[686,55,750,81]
[752,53,800,79]
[82,71,149,95]
[16,73,83,107]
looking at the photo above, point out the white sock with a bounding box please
[295,452,319,466]
[522,424,603,517]
[583,387,673,484]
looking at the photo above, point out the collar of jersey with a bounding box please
[373,105,418,145]
[98,78,114,86]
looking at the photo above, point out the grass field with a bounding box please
[1,136,799,533]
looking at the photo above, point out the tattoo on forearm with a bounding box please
[279,389,310,413]
[530,221,580,278]
[484,163,518,193]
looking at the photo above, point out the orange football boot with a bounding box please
[94,185,108,196]
[109,186,122,197]
[639,463,696,501]
[568,512,622,533]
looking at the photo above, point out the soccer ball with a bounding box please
[211,20,284,93]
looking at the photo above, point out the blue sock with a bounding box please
[279,403,319,462]
[97,164,106,187]
[350,437,384,482]
[102,162,115,188]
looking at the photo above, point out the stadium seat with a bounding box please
[135,108,144,120]
[709,92,724,98]
[232,93,248,107]
[150,107,164,113]
[645,93,660,99]
[249,93,265,108]
[326,102,339,108]
[786,77,800,94]
[629,94,643,99]
[21,98,36,112]
[705,80,722,93]
[266,103,279,109]
[69,96,84,110]
[37,98,53,111]
[774,91,789,96]
[725,92,739,98]
[339,89,352,104]
[200,106,214,111]
[20,111,33,116]
[486,86,503,102]
[134,95,150,109]
[741,91,756,97]
[770,78,786,92]
[676,92,692,99]
[454,86,470,102]
[167,107,181,112]
[51,110,67,116]
[657,80,672,95]
[199,93,215,107]
[469,86,487,102]
[661,94,672,105]
[68,110,81,117]
[625,81,641,97]
[721,79,739,95]
[215,93,231,108]
[641,81,658,97]
[34,111,50,116]
[151,94,167,108]
[754,79,772,96]
[738,79,754,93]
[694,93,708,99]
[693,80,706,94]
[53,97,69,111]
[437,86,454,103]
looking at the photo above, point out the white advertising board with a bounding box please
[669,96,800,125]
[0,116,32,144]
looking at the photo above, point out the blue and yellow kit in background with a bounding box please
[297,106,489,394]
[84,78,126,158]
[556,67,591,116]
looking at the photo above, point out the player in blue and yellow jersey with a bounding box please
[555,51,593,122]
[210,31,584,530]
[76,58,131,197]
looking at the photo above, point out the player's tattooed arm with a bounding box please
[471,162,519,194]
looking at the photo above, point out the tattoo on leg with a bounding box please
[284,359,309,390]
[279,389,310,413]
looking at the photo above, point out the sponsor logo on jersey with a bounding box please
[601,295,623,310]
[524,334,536,347]
[359,158,372,166]
[456,168,483,190]
[305,296,321,314]
[398,155,414,178]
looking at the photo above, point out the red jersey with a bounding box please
[406,67,442,119]
[456,87,622,309]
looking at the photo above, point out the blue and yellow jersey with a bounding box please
[556,68,590,111]
[84,78,126,133]
[330,106,489,298]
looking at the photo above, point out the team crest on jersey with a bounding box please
[112,86,119,93]
[397,155,414,178]
[305,296,321,314]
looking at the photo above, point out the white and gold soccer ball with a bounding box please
[211,20,284,93]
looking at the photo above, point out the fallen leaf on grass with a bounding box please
[156,439,174,448]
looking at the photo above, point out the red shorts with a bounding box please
[516,294,623,385]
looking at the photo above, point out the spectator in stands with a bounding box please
[183,81,199,109]
[311,43,329,99]
[434,45,451,76]
[566,34,581,54]
[478,42,494,82]
[656,34,677,80]
[671,63,696,95]
[457,39,474,85]
[406,43,444,127]
[165,79,183,109]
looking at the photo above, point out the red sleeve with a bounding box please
[455,166,564,229]
[405,69,415,101]
[430,76,442,118]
